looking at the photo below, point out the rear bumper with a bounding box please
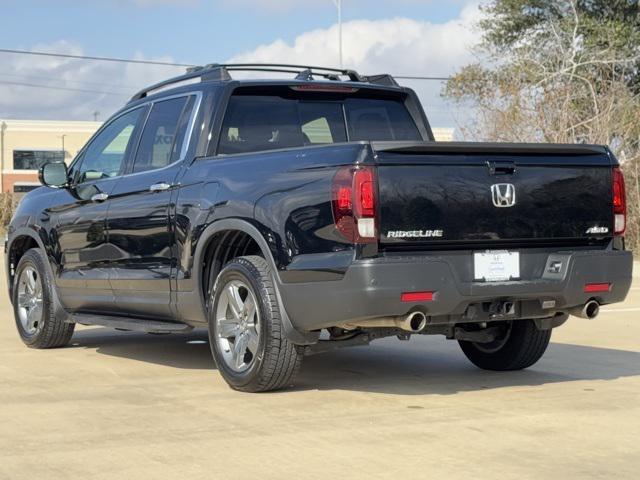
[279,249,633,332]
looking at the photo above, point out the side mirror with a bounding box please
[39,162,69,187]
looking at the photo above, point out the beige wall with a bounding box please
[0,119,101,193]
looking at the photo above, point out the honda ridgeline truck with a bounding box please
[5,64,633,392]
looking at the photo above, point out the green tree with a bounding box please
[444,0,640,251]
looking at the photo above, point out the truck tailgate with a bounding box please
[372,142,614,248]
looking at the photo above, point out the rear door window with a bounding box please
[132,96,193,173]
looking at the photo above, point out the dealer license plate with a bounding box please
[474,250,520,282]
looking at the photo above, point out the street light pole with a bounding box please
[332,0,343,68]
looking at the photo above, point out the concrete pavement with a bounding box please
[1,261,639,479]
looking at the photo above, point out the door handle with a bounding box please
[91,192,109,202]
[149,182,172,192]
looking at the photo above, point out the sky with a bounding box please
[0,0,481,129]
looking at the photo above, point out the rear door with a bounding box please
[106,94,197,319]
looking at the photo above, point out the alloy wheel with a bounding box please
[17,266,44,335]
[215,280,260,372]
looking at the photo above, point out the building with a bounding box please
[432,127,455,142]
[0,119,455,195]
[0,119,102,194]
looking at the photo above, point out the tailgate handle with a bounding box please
[486,161,516,175]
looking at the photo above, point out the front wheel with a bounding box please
[208,256,302,392]
[12,248,75,348]
[458,320,551,371]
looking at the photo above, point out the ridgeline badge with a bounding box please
[386,230,444,239]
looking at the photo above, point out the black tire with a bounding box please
[458,320,551,371]
[12,248,75,349]
[208,255,303,392]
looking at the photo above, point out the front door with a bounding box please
[51,106,146,312]
[107,95,196,319]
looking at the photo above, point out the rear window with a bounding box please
[218,94,421,155]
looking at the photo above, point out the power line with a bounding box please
[0,71,140,91]
[0,48,453,81]
[0,80,129,96]
[0,48,194,68]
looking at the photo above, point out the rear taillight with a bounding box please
[332,165,377,243]
[613,167,626,235]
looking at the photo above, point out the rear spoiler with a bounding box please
[371,141,608,156]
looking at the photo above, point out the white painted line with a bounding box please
[600,307,640,313]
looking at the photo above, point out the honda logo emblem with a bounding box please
[491,183,516,208]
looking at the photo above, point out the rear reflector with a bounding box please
[401,291,434,302]
[584,283,611,293]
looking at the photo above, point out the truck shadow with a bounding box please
[71,327,217,370]
[70,327,640,396]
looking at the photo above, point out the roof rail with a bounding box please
[129,63,397,103]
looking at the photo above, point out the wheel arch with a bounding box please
[5,228,71,324]
[193,219,318,345]
[6,228,47,299]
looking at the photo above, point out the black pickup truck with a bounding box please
[6,64,633,392]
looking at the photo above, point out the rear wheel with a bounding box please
[458,320,551,371]
[208,256,302,392]
[13,248,75,348]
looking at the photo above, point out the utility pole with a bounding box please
[332,0,343,68]
[93,111,100,122]
[61,134,66,162]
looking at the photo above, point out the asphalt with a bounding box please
[1,260,639,479]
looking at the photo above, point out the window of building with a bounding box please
[13,150,65,170]
[13,184,39,193]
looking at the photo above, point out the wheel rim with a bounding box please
[215,280,260,373]
[473,321,513,353]
[17,265,43,335]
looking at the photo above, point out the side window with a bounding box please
[131,96,192,173]
[78,108,144,183]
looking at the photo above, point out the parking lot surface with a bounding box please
[1,259,639,479]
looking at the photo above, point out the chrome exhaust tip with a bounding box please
[583,300,600,319]
[405,311,427,332]
[569,300,600,319]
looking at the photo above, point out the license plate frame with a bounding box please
[474,250,520,282]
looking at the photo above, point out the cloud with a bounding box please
[0,2,481,127]
[228,2,482,127]
[217,0,466,13]
[0,41,184,121]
